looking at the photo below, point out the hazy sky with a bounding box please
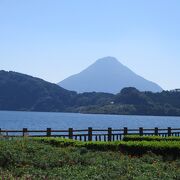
[0,0,180,90]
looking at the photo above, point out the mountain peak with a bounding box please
[94,56,122,67]
[95,56,119,63]
[58,57,163,94]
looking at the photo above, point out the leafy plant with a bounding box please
[0,139,180,179]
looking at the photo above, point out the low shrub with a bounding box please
[123,135,180,142]
[119,140,180,159]
[0,139,180,179]
[33,137,180,158]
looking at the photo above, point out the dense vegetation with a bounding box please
[123,135,180,141]
[0,138,180,179]
[73,87,180,116]
[34,137,180,158]
[0,71,76,111]
[0,70,180,116]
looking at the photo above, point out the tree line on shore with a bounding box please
[0,70,180,116]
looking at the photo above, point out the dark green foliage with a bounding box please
[123,135,180,141]
[114,87,151,105]
[72,92,114,106]
[0,139,180,179]
[33,137,180,158]
[0,70,180,116]
[72,87,180,116]
[0,71,76,111]
[111,88,180,116]
[119,141,180,158]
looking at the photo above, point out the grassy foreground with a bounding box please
[0,138,180,179]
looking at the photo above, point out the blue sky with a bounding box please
[0,0,180,90]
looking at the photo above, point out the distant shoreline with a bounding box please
[0,110,180,117]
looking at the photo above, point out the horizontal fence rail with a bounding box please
[0,127,180,141]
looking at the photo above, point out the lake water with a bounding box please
[0,111,180,130]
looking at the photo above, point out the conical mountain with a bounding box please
[58,57,163,94]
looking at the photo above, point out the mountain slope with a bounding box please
[58,57,162,94]
[0,70,76,111]
[0,70,179,116]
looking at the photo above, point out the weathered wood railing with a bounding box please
[0,127,180,141]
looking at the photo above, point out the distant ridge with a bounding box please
[1,70,180,116]
[58,57,163,93]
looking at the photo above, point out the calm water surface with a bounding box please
[0,111,180,130]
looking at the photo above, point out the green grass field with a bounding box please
[0,138,180,179]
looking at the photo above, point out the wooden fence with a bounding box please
[0,127,180,141]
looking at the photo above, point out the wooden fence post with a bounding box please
[108,127,112,141]
[168,127,171,137]
[47,128,51,137]
[139,127,143,136]
[155,127,158,136]
[124,127,128,135]
[23,128,28,137]
[69,128,73,139]
[88,127,92,141]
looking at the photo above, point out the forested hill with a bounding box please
[74,87,180,116]
[0,70,180,116]
[0,70,76,111]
